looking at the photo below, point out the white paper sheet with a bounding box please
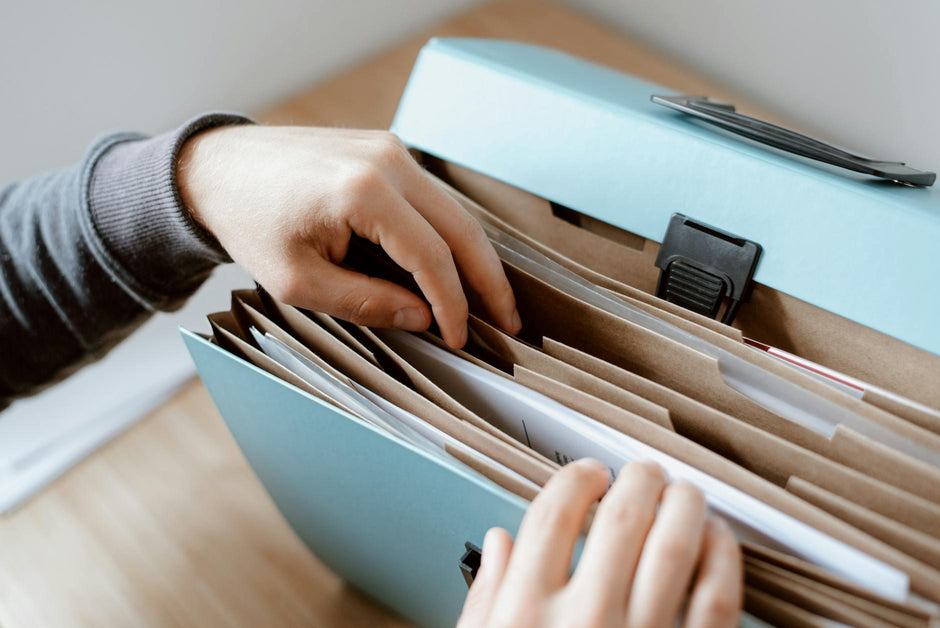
[746,338,940,426]
[252,330,540,495]
[482,221,940,467]
[375,328,910,602]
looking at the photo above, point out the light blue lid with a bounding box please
[391,38,940,357]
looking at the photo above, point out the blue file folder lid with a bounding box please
[391,38,940,357]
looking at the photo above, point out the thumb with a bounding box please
[458,528,514,627]
[275,256,432,330]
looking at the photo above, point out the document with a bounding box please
[746,338,940,422]
[375,328,909,602]
[480,220,940,466]
[252,329,540,496]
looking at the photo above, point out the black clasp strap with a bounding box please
[654,214,761,325]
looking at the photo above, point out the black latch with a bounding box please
[654,214,761,325]
[459,542,482,589]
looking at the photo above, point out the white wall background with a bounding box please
[567,0,940,174]
[0,0,480,181]
[2,0,937,181]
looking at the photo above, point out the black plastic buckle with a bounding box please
[459,542,482,589]
[654,214,761,325]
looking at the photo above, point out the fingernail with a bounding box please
[393,307,426,330]
[458,324,468,348]
[575,458,606,473]
[482,527,500,555]
[509,308,522,334]
[479,528,502,573]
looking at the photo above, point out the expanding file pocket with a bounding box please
[468,310,940,561]
[195,195,940,622]
[246,295,560,486]
[197,287,940,617]
[434,165,940,489]
[434,167,744,344]
[183,37,940,627]
[210,283,940,600]
[201,198,940,607]
[468,313,940,525]
[539,338,940,535]
[425,157,940,412]
[500,253,940,474]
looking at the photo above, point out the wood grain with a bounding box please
[0,2,771,626]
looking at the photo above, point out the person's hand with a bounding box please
[177,125,521,348]
[458,459,743,628]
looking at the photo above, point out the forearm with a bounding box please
[0,113,250,408]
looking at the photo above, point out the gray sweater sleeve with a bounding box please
[0,112,252,408]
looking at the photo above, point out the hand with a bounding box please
[177,125,521,348]
[458,459,743,628]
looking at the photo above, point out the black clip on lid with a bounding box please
[654,214,761,325]
[459,542,482,589]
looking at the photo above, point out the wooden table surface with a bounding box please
[0,3,771,626]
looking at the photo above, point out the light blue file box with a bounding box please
[184,38,939,626]
[392,38,940,357]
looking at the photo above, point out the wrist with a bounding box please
[176,123,233,236]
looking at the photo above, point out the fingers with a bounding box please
[682,518,743,628]
[496,459,609,602]
[626,480,708,628]
[567,461,667,614]
[458,528,514,628]
[277,254,432,330]
[345,187,469,347]
[400,167,521,336]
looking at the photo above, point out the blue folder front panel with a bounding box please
[182,330,532,627]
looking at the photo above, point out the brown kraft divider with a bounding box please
[862,388,940,436]
[429,158,940,410]
[786,477,940,570]
[742,543,934,623]
[444,444,540,503]
[744,559,898,627]
[505,366,940,601]
[255,297,559,487]
[541,338,940,537]
[744,587,845,628]
[468,316,674,431]
[354,324,536,455]
[207,311,332,406]
[503,260,940,499]
[232,296,349,383]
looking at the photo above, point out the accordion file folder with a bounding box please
[184,39,940,627]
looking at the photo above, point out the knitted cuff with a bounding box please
[85,112,253,309]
